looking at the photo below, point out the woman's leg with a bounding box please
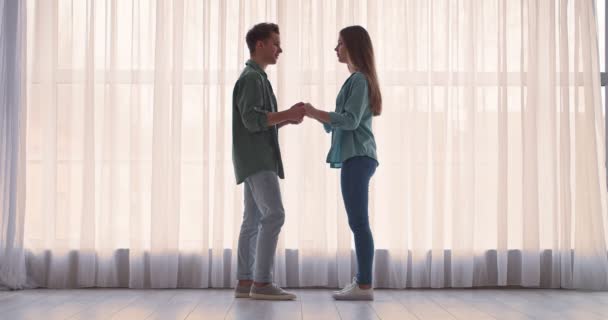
[340,157,377,286]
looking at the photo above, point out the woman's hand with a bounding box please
[304,103,317,119]
[304,102,331,124]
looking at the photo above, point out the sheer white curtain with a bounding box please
[21,0,608,289]
[0,0,28,290]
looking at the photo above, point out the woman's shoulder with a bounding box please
[347,72,368,88]
[351,71,366,79]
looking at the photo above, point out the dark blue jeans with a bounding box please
[340,156,377,285]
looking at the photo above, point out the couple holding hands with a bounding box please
[232,22,381,301]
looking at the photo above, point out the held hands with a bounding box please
[303,103,317,119]
[287,102,306,124]
[282,102,319,126]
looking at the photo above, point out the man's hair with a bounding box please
[246,23,279,54]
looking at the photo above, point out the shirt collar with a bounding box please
[246,59,267,78]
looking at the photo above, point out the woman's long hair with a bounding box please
[340,26,382,116]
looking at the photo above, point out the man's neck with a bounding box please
[251,56,268,70]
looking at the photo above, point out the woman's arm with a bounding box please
[304,103,330,124]
[305,75,368,131]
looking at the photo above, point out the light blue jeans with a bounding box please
[236,171,285,283]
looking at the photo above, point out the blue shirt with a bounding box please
[324,72,378,168]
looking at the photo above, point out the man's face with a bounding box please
[258,32,282,65]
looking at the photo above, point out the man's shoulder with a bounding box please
[238,67,264,83]
[234,68,260,94]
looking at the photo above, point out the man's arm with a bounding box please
[237,74,305,131]
[236,75,271,132]
[277,118,303,129]
[270,103,306,128]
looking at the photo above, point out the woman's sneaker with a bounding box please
[332,283,374,301]
[333,277,358,294]
[250,283,297,300]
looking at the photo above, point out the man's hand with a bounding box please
[287,102,306,122]
[276,102,305,128]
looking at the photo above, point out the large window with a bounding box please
[20,0,608,289]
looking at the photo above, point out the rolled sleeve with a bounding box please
[328,75,368,131]
[236,74,269,132]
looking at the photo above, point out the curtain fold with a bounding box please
[18,0,608,289]
[0,0,28,290]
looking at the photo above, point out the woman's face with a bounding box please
[334,35,349,64]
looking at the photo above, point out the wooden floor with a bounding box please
[1,288,608,320]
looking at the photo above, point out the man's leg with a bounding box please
[246,171,285,283]
[246,171,295,300]
[235,180,261,297]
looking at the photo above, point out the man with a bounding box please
[232,22,304,300]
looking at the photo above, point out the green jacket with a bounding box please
[232,60,284,184]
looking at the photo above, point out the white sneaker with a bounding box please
[332,283,374,301]
[333,277,358,294]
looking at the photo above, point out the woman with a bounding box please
[304,25,381,301]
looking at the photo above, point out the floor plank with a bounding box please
[227,296,301,320]
[0,288,606,320]
[392,290,457,320]
[185,290,236,320]
[297,289,341,320]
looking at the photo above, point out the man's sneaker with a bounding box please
[333,277,358,294]
[234,282,252,298]
[332,283,374,301]
[250,283,297,300]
